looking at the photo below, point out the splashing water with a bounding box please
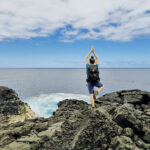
[22,93,89,118]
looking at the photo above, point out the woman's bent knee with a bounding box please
[99,85,104,89]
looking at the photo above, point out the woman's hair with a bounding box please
[89,56,95,64]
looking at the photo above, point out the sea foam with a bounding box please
[22,93,89,118]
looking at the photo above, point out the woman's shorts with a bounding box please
[87,81,103,94]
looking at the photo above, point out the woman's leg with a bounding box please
[90,94,95,107]
[87,82,95,108]
[97,85,104,93]
[94,82,104,98]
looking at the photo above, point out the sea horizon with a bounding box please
[0,67,150,69]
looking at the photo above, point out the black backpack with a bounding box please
[86,65,100,84]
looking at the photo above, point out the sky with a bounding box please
[0,0,150,68]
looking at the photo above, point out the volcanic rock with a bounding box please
[0,86,36,124]
[0,88,150,150]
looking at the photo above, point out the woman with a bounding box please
[85,47,104,108]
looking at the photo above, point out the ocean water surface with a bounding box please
[0,68,150,118]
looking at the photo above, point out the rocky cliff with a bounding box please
[0,87,150,150]
[0,86,36,124]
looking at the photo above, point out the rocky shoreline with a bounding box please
[0,86,150,150]
[0,86,36,124]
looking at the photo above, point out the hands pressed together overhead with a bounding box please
[85,47,99,64]
[91,47,94,52]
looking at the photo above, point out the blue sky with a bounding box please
[0,0,150,68]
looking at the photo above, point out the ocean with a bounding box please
[0,68,150,118]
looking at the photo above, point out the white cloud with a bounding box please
[0,0,150,41]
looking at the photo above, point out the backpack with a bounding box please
[86,65,100,84]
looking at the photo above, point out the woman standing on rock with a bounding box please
[85,47,104,108]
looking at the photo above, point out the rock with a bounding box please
[123,128,133,137]
[142,127,150,143]
[0,86,36,124]
[111,135,136,150]
[0,88,150,150]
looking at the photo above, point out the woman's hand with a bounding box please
[85,48,93,64]
[92,48,99,64]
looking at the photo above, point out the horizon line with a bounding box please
[0,67,150,69]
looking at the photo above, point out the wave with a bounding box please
[22,93,89,118]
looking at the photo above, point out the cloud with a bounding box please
[0,0,150,42]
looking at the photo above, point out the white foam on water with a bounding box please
[22,93,89,118]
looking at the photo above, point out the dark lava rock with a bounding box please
[0,86,36,124]
[0,86,21,116]
[0,88,150,150]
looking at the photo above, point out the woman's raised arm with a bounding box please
[92,49,99,64]
[85,48,92,64]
